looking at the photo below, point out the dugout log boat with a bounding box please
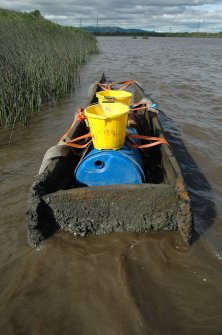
[26,74,193,246]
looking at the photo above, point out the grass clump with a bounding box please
[0,8,98,127]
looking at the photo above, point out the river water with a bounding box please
[0,37,222,334]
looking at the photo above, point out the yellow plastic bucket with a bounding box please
[96,90,132,106]
[85,103,129,150]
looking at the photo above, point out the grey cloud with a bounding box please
[1,0,222,32]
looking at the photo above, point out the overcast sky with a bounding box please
[1,0,222,32]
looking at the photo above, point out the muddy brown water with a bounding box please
[1,37,222,335]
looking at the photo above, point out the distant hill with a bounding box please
[80,26,222,38]
[81,26,147,33]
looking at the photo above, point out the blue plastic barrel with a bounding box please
[75,146,145,187]
[75,126,145,187]
[74,128,145,187]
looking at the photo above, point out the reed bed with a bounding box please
[0,9,98,126]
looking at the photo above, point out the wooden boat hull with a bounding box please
[27,75,193,246]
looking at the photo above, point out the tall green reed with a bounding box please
[0,9,98,127]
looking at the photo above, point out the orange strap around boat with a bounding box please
[59,107,86,142]
[65,133,92,149]
[97,82,112,90]
[127,134,169,149]
[117,80,135,91]
[97,80,135,91]
[131,105,149,111]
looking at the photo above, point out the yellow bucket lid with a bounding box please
[85,103,129,120]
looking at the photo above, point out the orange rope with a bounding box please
[65,133,92,149]
[97,80,135,92]
[131,105,148,111]
[127,134,169,149]
[97,82,111,90]
[117,80,135,91]
[59,107,86,142]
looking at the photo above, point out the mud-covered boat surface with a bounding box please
[27,76,193,246]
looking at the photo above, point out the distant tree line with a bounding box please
[91,31,222,38]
